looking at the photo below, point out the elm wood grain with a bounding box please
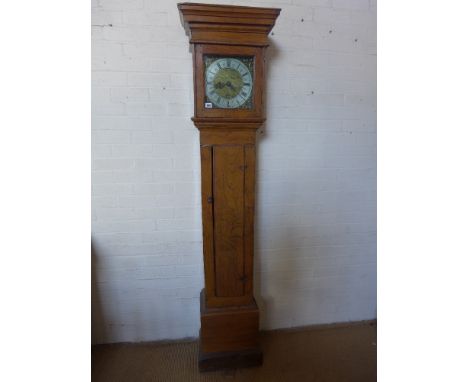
[199,129,257,146]
[193,118,265,129]
[199,290,260,354]
[199,142,259,302]
[204,293,253,309]
[199,141,257,309]
[200,146,215,299]
[178,2,280,20]
[213,145,245,297]
[200,307,260,354]
[243,144,256,296]
[178,3,280,47]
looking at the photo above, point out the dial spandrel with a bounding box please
[204,56,254,109]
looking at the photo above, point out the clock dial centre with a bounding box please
[205,57,253,109]
[213,68,242,98]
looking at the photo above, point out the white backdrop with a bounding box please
[92,0,376,344]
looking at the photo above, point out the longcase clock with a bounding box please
[178,2,280,371]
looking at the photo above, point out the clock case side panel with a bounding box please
[194,44,265,120]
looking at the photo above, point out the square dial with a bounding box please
[204,56,254,109]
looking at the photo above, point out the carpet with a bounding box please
[92,321,376,382]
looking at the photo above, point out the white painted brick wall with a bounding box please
[92,0,376,344]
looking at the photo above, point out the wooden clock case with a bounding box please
[178,3,280,371]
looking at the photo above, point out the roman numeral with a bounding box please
[242,72,249,77]
[243,82,250,86]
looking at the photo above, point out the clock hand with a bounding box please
[225,81,240,95]
[214,81,238,93]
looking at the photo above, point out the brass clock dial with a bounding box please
[204,57,253,109]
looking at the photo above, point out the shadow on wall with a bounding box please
[259,39,280,140]
[254,38,285,328]
[254,226,301,330]
[91,241,107,344]
[252,38,376,328]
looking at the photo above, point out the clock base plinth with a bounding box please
[198,289,262,371]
